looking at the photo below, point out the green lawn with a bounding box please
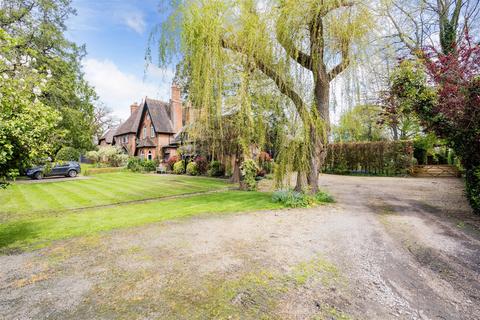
[0,172,229,221]
[0,172,283,252]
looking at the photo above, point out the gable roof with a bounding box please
[113,98,175,137]
[99,127,118,144]
[145,98,175,133]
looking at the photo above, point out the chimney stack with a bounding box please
[130,102,139,115]
[171,83,182,133]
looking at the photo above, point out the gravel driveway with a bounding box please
[1,175,479,319]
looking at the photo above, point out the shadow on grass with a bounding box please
[0,221,38,253]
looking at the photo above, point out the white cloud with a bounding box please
[124,12,146,34]
[83,58,173,120]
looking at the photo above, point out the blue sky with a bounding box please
[66,0,175,120]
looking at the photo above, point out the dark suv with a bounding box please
[26,162,81,180]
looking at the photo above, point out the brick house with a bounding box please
[98,84,184,161]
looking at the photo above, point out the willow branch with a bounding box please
[328,45,350,81]
[221,38,310,123]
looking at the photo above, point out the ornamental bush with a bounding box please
[240,159,258,191]
[207,160,224,177]
[167,155,179,170]
[127,157,142,172]
[56,147,80,162]
[142,160,157,172]
[173,160,185,174]
[186,161,199,175]
[194,156,208,174]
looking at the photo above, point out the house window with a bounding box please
[123,136,127,144]
[150,125,154,137]
[148,150,152,160]
[143,127,146,139]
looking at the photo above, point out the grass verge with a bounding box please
[0,191,282,253]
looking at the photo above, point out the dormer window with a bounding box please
[150,125,154,137]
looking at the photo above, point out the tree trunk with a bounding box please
[230,152,241,184]
[294,171,307,192]
[304,78,330,194]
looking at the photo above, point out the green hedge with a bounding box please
[323,140,414,176]
[83,167,125,176]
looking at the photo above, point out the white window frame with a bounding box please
[143,127,146,139]
[150,125,155,137]
[148,150,152,160]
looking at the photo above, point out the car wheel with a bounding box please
[68,170,78,178]
[34,172,43,180]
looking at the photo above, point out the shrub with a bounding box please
[167,155,179,170]
[194,156,208,174]
[56,147,80,161]
[272,189,334,208]
[315,191,335,203]
[98,146,128,167]
[142,160,157,172]
[85,150,100,164]
[173,160,185,174]
[186,161,199,175]
[207,160,224,177]
[127,158,157,172]
[127,157,142,172]
[241,159,258,191]
[324,140,414,176]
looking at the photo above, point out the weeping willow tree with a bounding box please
[155,0,372,192]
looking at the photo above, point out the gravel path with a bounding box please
[0,175,479,319]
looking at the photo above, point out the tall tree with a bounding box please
[384,0,480,56]
[156,0,372,192]
[1,0,98,152]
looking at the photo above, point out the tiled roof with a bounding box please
[115,106,143,135]
[113,98,175,137]
[99,126,118,144]
[145,98,175,133]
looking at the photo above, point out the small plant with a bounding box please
[173,160,185,174]
[241,159,259,191]
[56,147,80,161]
[186,161,199,175]
[272,189,334,208]
[207,160,224,177]
[315,191,335,203]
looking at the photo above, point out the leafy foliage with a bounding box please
[55,147,80,161]
[0,30,61,186]
[173,160,186,174]
[167,155,180,170]
[155,0,373,192]
[390,33,480,213]
[186,161,199,175]
[272,189,334,208]
[324,141,414,176]
[240,159,258,191]
[1,0,98,152]
[333,105,387,142]
[207,160,225,177]
[194,156,208,174]
[127,158,157,172]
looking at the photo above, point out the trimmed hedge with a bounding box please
[83,167,125,176]
[323,140,414,176]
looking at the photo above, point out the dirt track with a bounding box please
[1,175,479,319]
